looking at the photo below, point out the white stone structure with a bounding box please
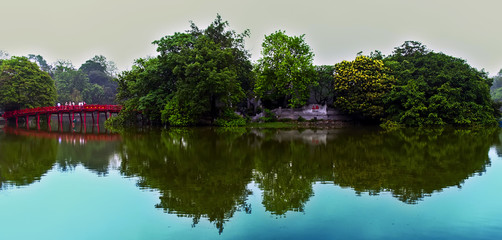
[252,104,351,122]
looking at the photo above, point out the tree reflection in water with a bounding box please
[117,127,499,232]
[118,128,254,234]
[0,130,58,189]
[328,128,498,203]
[0,126,120,188]
[1,126,500,233]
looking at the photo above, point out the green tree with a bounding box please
[27,54,52,74]
[255,30,316,108]
[311,65,335,105]
[384,41,499,126]
[112,57,170,125]
[155,15,251,126]
[0,56,56,111]
[52,60,104,104]
[391,40,430,57]
[111,15,252,127]
[333,55,395,120]
[79,55,118,104]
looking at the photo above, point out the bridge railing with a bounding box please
[2,104,122,119]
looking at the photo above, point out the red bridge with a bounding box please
[2,104,122,129]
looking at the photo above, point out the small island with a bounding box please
[1,15,501,130]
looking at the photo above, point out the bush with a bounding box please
[259,109,276,122]
[215,109,246,127]
[380,120,403,131]
[161,97,195,127]
[297,116,306,122]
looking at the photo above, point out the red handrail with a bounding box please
[2,104,122,119]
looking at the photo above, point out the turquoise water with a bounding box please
[0,126,501,239]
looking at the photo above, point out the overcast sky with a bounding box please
[2,0,502,75]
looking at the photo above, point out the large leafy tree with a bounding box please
[0,56,56,111]
[79,55,118,104]
[156,18,250,125]
[112,15,252,126]
[114,57,169,124]
[255,30,316,108]
[159,15,251,125]
[384,41,499,126]
[333,55,395,120]
[52,60,104,104]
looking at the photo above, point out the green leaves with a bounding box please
[332,42,498,127]
[51,55,117,105]
[333,55,394,120]
[255,30,316,108]
[0,56,56,111]
[115,15,252,126]
[384,44,499,126]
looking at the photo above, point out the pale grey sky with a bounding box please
[1,0,502,75]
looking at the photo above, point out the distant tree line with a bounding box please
[1,15,500,127]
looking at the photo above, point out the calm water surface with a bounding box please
[0,125,501,239]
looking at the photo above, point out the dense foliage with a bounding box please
[383,41,499,126]
[2,30,499,128]
[52,55,117,105]
[0,56,56,111]
[254,30,316,108]
[311,65,335,105]
[333,55,395,120]
[112,15,252,126]
[52,60,104,104]
[113,57,167,125]
[78,55,118,104]
[329,41,499,126]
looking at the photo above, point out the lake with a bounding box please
[1,125,501,239]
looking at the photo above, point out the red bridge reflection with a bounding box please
[2,126,121,144]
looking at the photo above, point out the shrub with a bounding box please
[260,109,276,122]
[380,120,403,131]
[297,116,306,122]
[215,109,246,127]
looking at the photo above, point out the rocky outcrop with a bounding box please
[252,104,351,122]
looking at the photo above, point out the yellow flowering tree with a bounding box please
[333,55,394,120]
